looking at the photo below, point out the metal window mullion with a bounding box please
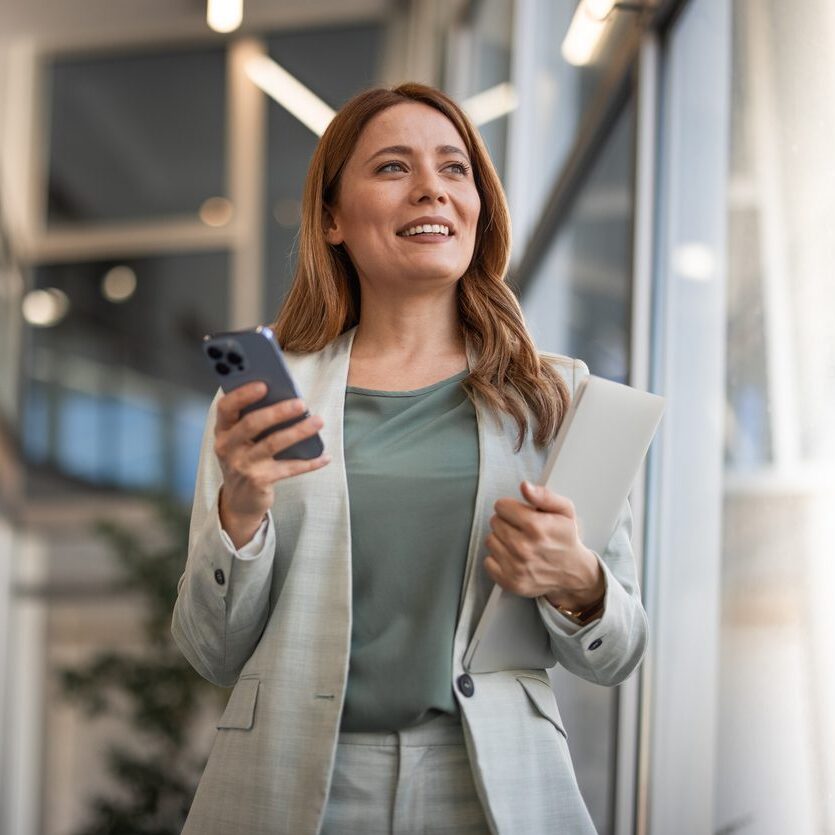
[1,43,43,258]
[227,38,267,330]
[3,535,48,835]
[25,219,236,265]
[617,29,660,835]
[505,0,538,268]
[746,0,800,468]
[644,0,731,831]
[510,27,642,293]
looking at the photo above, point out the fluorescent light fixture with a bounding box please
[245,54,335,136]
[462,83,518,127]
[207,0,242,34]
[561,0,616,66]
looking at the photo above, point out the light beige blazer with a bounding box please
[172,324,648,834]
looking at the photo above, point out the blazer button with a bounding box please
[457,673,475,697]
[588,638,603,651]
[214,568,225,586]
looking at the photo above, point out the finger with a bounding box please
[245,413,324,464]
[485,530,517,566]
[519,481,575,517]
[483,554,509,588]
[488,516,527,556]
[260,451,333,481]
[493,497,537,531]
[226,397,307,450]
[216,382,268,431]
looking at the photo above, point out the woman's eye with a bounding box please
[447,162,470,175]
[378,161,405,173]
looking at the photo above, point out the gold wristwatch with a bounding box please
[554,594,605,626]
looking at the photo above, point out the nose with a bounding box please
[410,165,448,204]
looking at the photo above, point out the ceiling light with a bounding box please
[102,266,137,303]
[672,243,716,281]
[561,0,615,66]
[22,288,70,327]
[273,198,301,228]
[586,0,617,20]
[462,83,519,127]
[199,196,234,227]
[245,55,335,137]
[207,0,242,34]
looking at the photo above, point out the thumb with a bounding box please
[520,481,574,516]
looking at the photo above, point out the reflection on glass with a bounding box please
[516,0,636,242]
[467,0,514,180]
[520,97,635,834]
[523,98,635,384]
[47,46,226,225]
[264,23,382,316]
[717,1,835,832]
[21,252,228,501]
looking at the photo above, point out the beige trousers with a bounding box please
[320,711,493,835]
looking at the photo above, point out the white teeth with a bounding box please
[399,224,451,237]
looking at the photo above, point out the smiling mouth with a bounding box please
[397,223,454,238]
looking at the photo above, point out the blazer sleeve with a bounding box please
[535,358,649,686]
[171,390,278,687]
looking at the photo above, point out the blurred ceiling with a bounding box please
[0,0,389,45]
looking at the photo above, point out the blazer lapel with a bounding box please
[454,339,546,649]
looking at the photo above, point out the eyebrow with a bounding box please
[364,144,471,165]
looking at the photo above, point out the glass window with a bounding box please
[519,97,635,833]
[717,1,835,832]
[522,98,635,383]
[263,23,383,318]
[468,0,514,180]
[46,46,226,226]
[22,252,228,501]
[510,0,640,250]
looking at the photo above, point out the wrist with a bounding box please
[545,550,606,618]
[218,490,266,547]
[549,593,606,626]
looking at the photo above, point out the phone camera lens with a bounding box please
[215,362,230,375]
[207,346,222,359]
[227,351,242,365]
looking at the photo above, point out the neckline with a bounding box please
[346,368,469,397]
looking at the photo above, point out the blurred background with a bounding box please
[0,0,833,833]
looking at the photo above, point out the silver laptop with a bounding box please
[463,374,664,673]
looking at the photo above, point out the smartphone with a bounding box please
[202,325,324,461]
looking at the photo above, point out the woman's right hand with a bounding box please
[213,381,331,548]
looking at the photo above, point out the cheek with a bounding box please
[463,191,481,233]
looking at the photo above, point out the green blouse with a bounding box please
[340,368,479,732]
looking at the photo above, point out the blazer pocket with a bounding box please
[217,677,260,730]
[516,675,568,741]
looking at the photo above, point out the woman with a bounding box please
[172,82,648,835]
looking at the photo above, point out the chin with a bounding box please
[402,264,466,284]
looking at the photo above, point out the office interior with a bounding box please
[0,0,833,833]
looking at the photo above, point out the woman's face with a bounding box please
[324,102,482,292]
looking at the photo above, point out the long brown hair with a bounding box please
[272,82,570,452]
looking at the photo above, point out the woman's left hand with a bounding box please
[483,481,606,610]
